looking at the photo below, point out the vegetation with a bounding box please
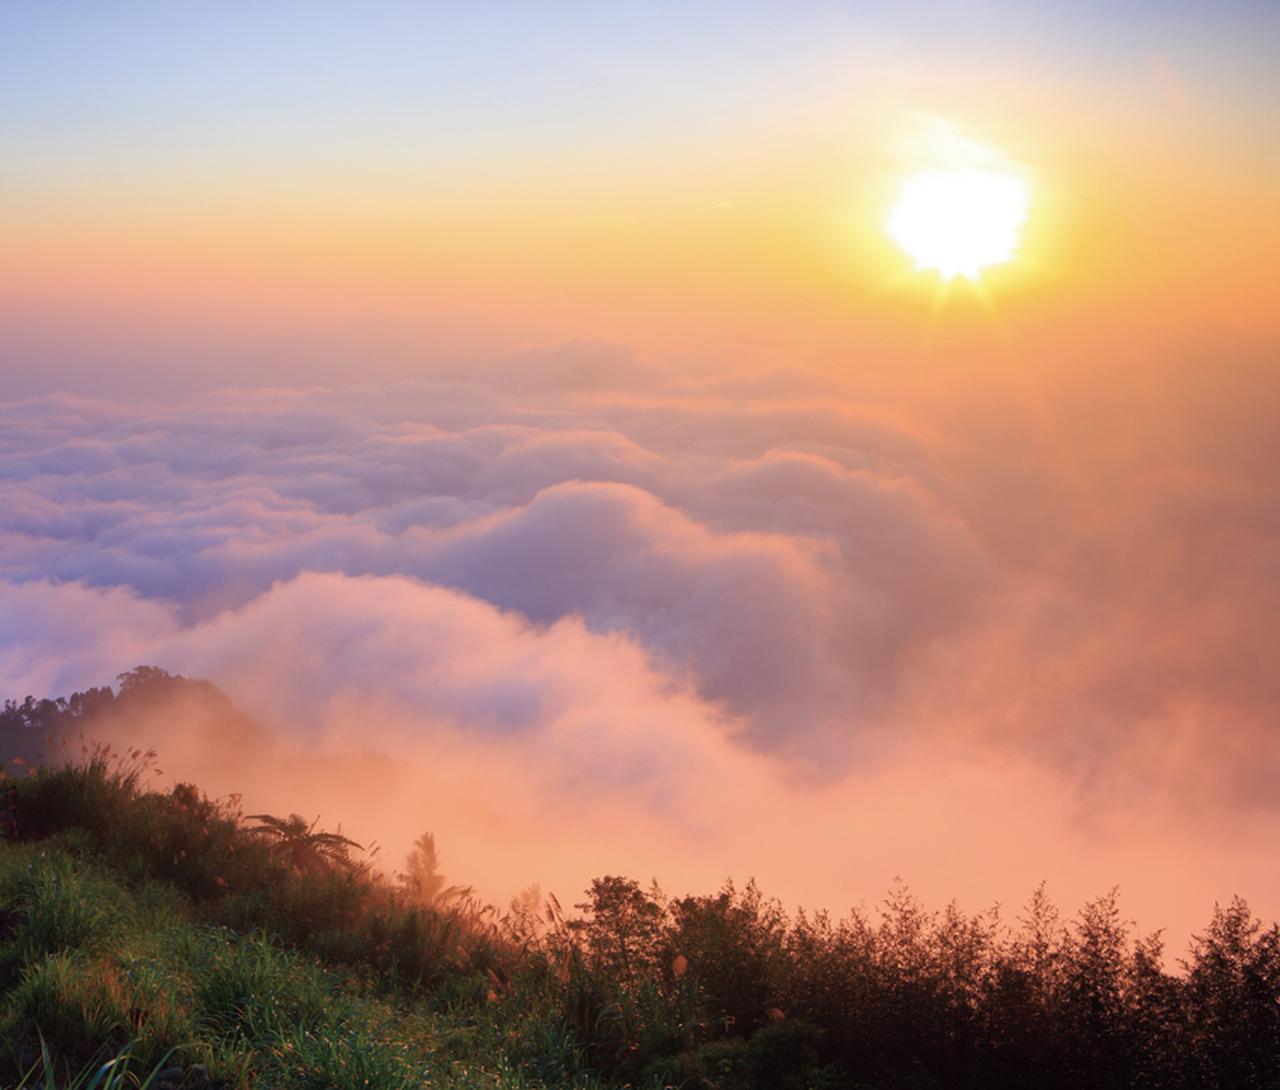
[2,671,1279,1088]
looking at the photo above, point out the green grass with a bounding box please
[5,747,1280,1089]
[0,853,123,967]
[0,854,603,1089]
[11,1039,182,1090]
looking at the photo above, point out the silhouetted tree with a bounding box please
[572,875,667,984]
[116,665,175,695]
[1184,897,1280,1088]
[246,812,363,874]
[399,830,474,907]
[669,879,786,1035]
[1059,890,1132,1087]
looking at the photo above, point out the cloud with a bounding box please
[6,568,1272,951]
[1,346,1279,942]
[0,579,175,701]
[0,379,987,761]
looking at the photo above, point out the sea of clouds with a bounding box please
[2,342,1277,938]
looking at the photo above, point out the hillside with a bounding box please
[1,675,1278,1088]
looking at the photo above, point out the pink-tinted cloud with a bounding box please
[1,347,1278,945]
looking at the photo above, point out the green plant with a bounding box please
[245,813,364,876]
[2,856,123,967]
[13,1037,183,1090]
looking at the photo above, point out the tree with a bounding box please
[116,665,176,696]
[572,875,667,983]
[246,812,363,874]
[398,831,473,907]
[669,879,786,1034]
[1058,889,1132,1088]
[1184,897,1280,1088]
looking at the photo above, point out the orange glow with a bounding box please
[1,99,1277,390]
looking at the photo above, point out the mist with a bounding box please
[3,342,1278,948]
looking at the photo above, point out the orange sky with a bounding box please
[4,55,1277,396]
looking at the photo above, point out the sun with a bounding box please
[887,167,1030,280]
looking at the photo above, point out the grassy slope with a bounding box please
[3,744,1280,1090]
[0,756,607,1090]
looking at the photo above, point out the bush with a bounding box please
[642,1021,839,1090]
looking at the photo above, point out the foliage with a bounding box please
[571,876,667,984]
[245,813,364,876]
[4,671,1280,1088]
[398,831,475,908]
[11,1039,183,1090]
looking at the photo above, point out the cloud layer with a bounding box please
[2,346,1278,939]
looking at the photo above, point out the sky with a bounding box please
[2,2,1279,946]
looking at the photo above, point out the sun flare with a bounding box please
[887,168,1030,280]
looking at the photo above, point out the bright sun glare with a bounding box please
[887,168,1030,280]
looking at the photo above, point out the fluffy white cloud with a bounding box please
[0,379,991,760]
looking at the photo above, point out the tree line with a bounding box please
[2,671,1278,1088]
